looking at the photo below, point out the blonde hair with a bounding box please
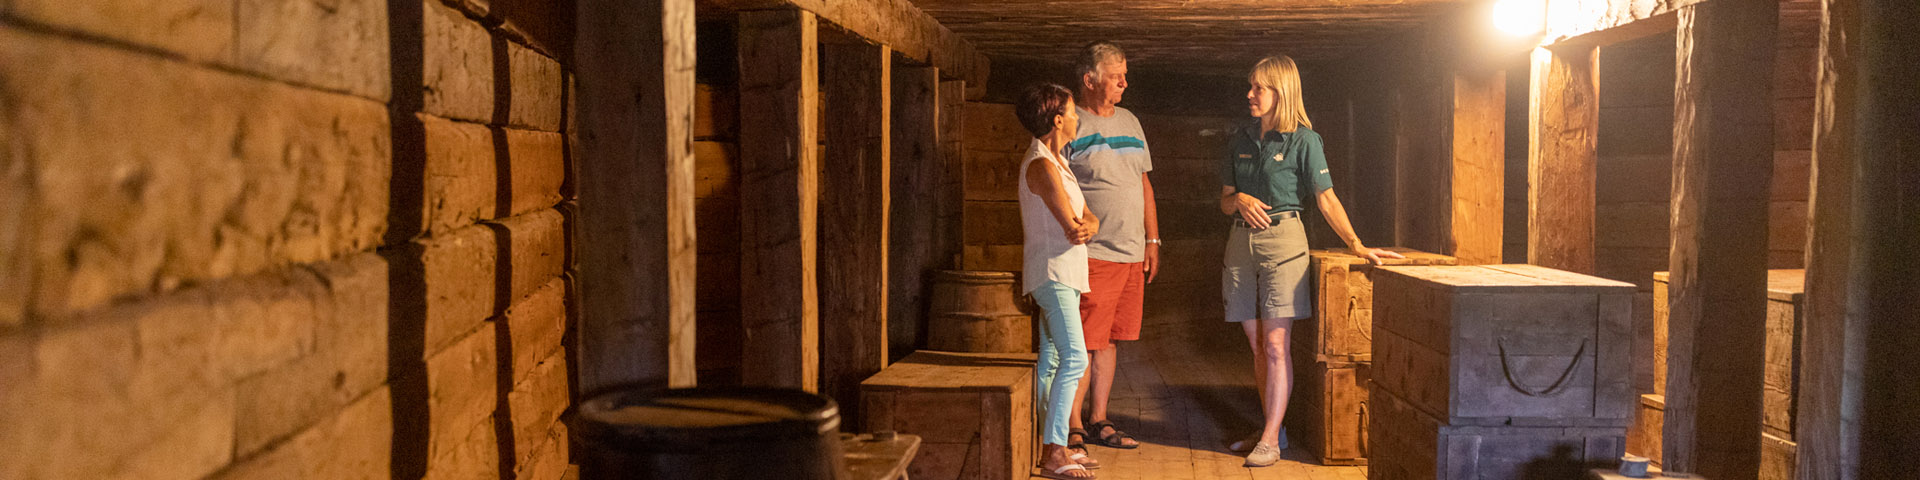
[1249,55,1311,133]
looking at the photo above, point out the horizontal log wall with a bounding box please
[0,0,584,478]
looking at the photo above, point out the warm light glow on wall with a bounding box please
[1492,0,1547,36]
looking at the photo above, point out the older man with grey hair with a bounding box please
[1061,40,1156,453]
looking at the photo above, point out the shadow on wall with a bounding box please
[386,0,430,477]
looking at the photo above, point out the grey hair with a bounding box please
[1074,41,1126,81]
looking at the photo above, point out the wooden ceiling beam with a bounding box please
[700,0,987,87]
[1540,0,1704,48]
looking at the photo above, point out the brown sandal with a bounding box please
[1088,420,1138,449]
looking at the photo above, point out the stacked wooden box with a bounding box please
[1287,248,1455,465]
[1369,265,1637,480]
[860,351,1035,480]
[1631,270,1805,478]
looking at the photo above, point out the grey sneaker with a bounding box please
[1244,442,1281,467]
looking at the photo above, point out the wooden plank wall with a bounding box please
[959,88,1240,318]
[1595,32,1676,293]
[1308,46,1407,248]
[1299,17,1512,265]
[694,84,745,385]
[695,15,971,380]
[1502,63,1531,264]
[1769,0,1820,270]
[887,65,942,361]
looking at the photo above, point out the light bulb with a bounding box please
[1492,0,1546,36]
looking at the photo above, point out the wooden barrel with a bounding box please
[926,270,1034,353]
[573,386,848,480]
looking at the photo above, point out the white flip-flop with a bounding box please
[1068,451,1102,469]
[1038,463,1097,480]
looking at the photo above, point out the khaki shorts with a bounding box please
[1222,215,1312,322]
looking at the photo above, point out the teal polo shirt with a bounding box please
[1221,120,1334,215]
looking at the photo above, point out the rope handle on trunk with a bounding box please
[1496,336,1588,397]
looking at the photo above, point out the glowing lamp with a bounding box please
[1492,0,1547,37]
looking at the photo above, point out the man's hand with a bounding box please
[1144,241,1160,284]
[1081,211,1101,240]
[1233,193,1272,229]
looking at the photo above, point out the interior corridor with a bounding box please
[1026,308,1367,479]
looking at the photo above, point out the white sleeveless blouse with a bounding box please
[1018,138,1091,294]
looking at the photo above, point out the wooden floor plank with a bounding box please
[1029,317,1366,479]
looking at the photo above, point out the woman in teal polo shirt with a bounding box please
[1219,55,1403,467]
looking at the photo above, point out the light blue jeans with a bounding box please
[1032,281,1090,447]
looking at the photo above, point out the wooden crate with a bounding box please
[860,351,1035,480]
[1283,360,1370,466]
[1372,264,1637,427]
[1626,394,1664,467]
[1369,387,1627,480]
[1297,248,1457,363]
[1761,431,1797,480]
[1760,269,1805,440]
[1651,270,1803,418]
[1644,269,1804,479]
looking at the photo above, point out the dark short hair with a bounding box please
[1074,41,1126,81]
[1015,83,1074,138]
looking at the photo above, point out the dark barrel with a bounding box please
[573,386,848,480]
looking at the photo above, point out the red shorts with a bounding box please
[1078,258,1146,350]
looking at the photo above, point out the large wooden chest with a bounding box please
[860,351,1035,480]
[1369,264,1635,479]
[1372,264,1637,426]
[1283,360,1371,465]
[1298,248,1458,363]
[1636,270,1804,474]
[1369,387,1627,480]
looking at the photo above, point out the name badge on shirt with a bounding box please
[1237,154,1252,159]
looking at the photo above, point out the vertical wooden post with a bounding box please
[819,40,891,414]
[572,0,697,391]
[1796,0,1920,476]
[937,79,967,270]
[737,8,820,391]
[1448,69,1506,265]
[888,65,939,360]
[1527,45,1598,274]
[1662,1,1777,477]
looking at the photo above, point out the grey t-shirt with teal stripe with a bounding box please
[1066,105,1152,263]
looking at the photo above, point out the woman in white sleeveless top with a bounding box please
[1017,83,1102,480]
